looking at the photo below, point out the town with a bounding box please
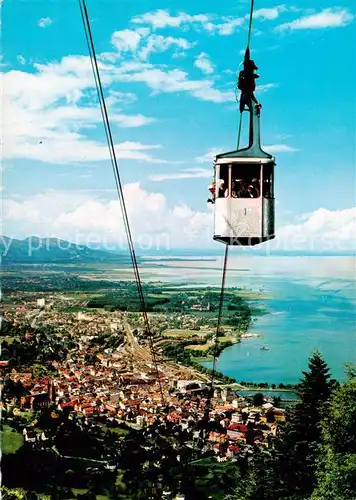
[1,286,287,499]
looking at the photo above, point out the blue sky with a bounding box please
[2,0,355,253]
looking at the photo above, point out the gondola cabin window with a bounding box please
[216,165,229,198]
[263,163,274,199]
[231,164,261,198]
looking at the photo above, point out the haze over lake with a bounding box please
[140,255,356,384]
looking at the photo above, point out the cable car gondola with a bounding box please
[212,49,276,247]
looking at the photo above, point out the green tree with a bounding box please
[231,352,334,500]
[274,352,335,498]
[311,366,356,499]
[252,393,264,407]
[0,487,25,499]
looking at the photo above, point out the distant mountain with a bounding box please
[0,236,134,264]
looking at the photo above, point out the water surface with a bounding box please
[141,256,356,383]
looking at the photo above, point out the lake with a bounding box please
[141,255,356,384]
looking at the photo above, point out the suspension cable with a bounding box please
[203,246,229,423]
[236,112,243,150]
[202,112,243,432]
[235,0,255,138]
[78,0,165,405]
[247,0,255,48]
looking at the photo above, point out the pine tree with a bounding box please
[311,365,356,499]
[230,351,334,500]
[297,350,335,408]
[273,351,334,497]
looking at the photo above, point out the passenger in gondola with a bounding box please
[207,180,227,203]
[247,178,260,198]
[232,178,259,198]
[207,182,216,203]
[219,180,228,198]
[233,179,249,198]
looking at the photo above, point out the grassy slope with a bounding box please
[1,425,24,454]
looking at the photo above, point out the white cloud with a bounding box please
[131,10,212,31]
[2,21,279,166]
[138,34,195,60]
[2,186,213,249]
[256,83,279,93]
[111,29,143,54]
[3,188,355,253]
[195,148,222,163]
[2,57,161,164]
[111,113,156,127]
[271,207,356,253]
[105,90,137,108]
[264,144,298,153]
[194,53,214,74]
[115,65,235,103]
[149,167,211,181]
[254,6,287,21]
[38,17,52,28]
[109,90,137,103]
[131,6,289,36]
[17,55,26,65]
[3,134,163,164]
[110,28,194,61]
[215,17,245,36]
[277,8,354,31]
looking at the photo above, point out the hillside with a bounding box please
[0,236,133,264]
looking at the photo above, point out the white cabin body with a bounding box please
[213,157,275,246]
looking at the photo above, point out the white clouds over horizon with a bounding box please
[2,2,354,254]
[3,187,355,252]
[2,186,213,249]
[272,207,356,254]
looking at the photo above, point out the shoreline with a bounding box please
[3,264,302,388]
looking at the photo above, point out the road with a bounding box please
[30,309,45,328]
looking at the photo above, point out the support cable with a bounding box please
[203,245,229,423]
[202,112,242,435]
[203,0,255,445]
[78,0,165,405]
[236,112,243,150]
[247,0,255,48]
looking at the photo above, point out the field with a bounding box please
[185,344,212,351]
[100,424,129,438]
[1,336,19,344]
[2,262,265,374]
[1,424,24,454]
[163,329,209,338]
